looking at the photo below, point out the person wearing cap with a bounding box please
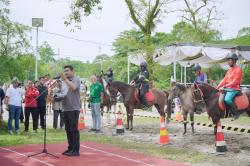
[130,61,150,107]
[5,77,24,134]
[193,64,208,84]
[216,53,242,120]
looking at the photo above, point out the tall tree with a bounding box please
[124,0,171,76]
[179,0,221,42]
[0,0,31,57]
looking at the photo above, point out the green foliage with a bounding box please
[237,27,250,37]
[39,42,55,63]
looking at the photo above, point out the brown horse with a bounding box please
[192,83,250,134]
[107,81,168,130]
[167,82,205,135]
[97,76,117,124]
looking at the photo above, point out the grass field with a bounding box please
[0,120,211,164]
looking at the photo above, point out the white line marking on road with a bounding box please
[80,144,153,166]
[0,147,55,166]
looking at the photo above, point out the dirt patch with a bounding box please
[101,116,250,166]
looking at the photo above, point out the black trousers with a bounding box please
[53,110,64,129]
[19,106,24,122]
[37,106,46,129]
[139,83,149,105]
[24,107,38,131]
[64,111,80,152]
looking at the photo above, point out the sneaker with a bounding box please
[88,128,96,132]
[8,130,13,135]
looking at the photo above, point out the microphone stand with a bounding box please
[28,80,59,158]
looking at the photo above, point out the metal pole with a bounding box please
[184,66,187,85]
[173,54,176,81]
[35,26,38,80]
[181,66,183,83]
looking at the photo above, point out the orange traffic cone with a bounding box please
[116,110,124,134]
[175,107,183,122]
[159,117,170,145]
[78,109,85,130]
[215,121,227,155]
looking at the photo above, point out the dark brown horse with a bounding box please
[97,76,117,124]
[107,81,169,130]
[192,83,250,134]
[167,82,205,135]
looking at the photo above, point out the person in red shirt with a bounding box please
[24,80,39,132]
[216,53,242,121]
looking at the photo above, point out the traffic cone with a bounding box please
[116,110,124,134]
[215,121,227,155]
[78,109,85,130]
[175,106,183,122]
[159,117,170,145]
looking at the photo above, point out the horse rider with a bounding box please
[102,68,113,83]
[216,53,242,121]
[193,64,208,84]
[130,61,150,107]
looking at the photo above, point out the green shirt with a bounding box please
[90,82,103,103]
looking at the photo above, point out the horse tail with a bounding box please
[163,90,172,122]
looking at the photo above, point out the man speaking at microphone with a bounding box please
[59,65,81,157]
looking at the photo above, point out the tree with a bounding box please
[237,27,250,38]
[124,0,171,76]
[39,42,55,63]
[112,29,144,57]
[0,0,31,57]
[178,0,221,42]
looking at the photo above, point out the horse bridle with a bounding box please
[192,83,205,103]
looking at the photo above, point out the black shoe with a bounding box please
[88,128,96,132]
[65,151,80,156]
[231,114,240,121]
[62,149,71,155]
[95,130,101,133]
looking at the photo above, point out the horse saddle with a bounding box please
[134,90,155,103]
[218,92,249,111]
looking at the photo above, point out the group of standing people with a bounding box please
[4,77,48,134]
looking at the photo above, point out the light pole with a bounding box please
[32,18,43,80]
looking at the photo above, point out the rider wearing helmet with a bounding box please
[216,53,242,120]
[131,61,150,107]
[102,68,113,83]
[193,64,207,84]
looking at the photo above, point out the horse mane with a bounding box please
[198,83,218,94]
[175,83,187,92]
[112,81,131,89]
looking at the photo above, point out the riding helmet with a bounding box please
[140,61,147,68]
[193,64,201,71]
[226,53,238,61]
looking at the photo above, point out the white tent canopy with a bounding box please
[127,43,250,84]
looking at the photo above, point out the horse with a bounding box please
[107,81,169,130]
[191,83,250,134]
[167,82,206,135]
[97,76,117,124]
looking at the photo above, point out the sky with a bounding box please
[8,0,250,62]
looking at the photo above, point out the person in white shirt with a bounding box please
[5,77,23,134]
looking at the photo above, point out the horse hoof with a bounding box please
[129,128,133,131]
[183,132,187,135]
[126,127,129,130]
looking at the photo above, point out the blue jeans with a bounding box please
[8,105,21,132]
[224,88,240,105]
[91,103,101,130]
